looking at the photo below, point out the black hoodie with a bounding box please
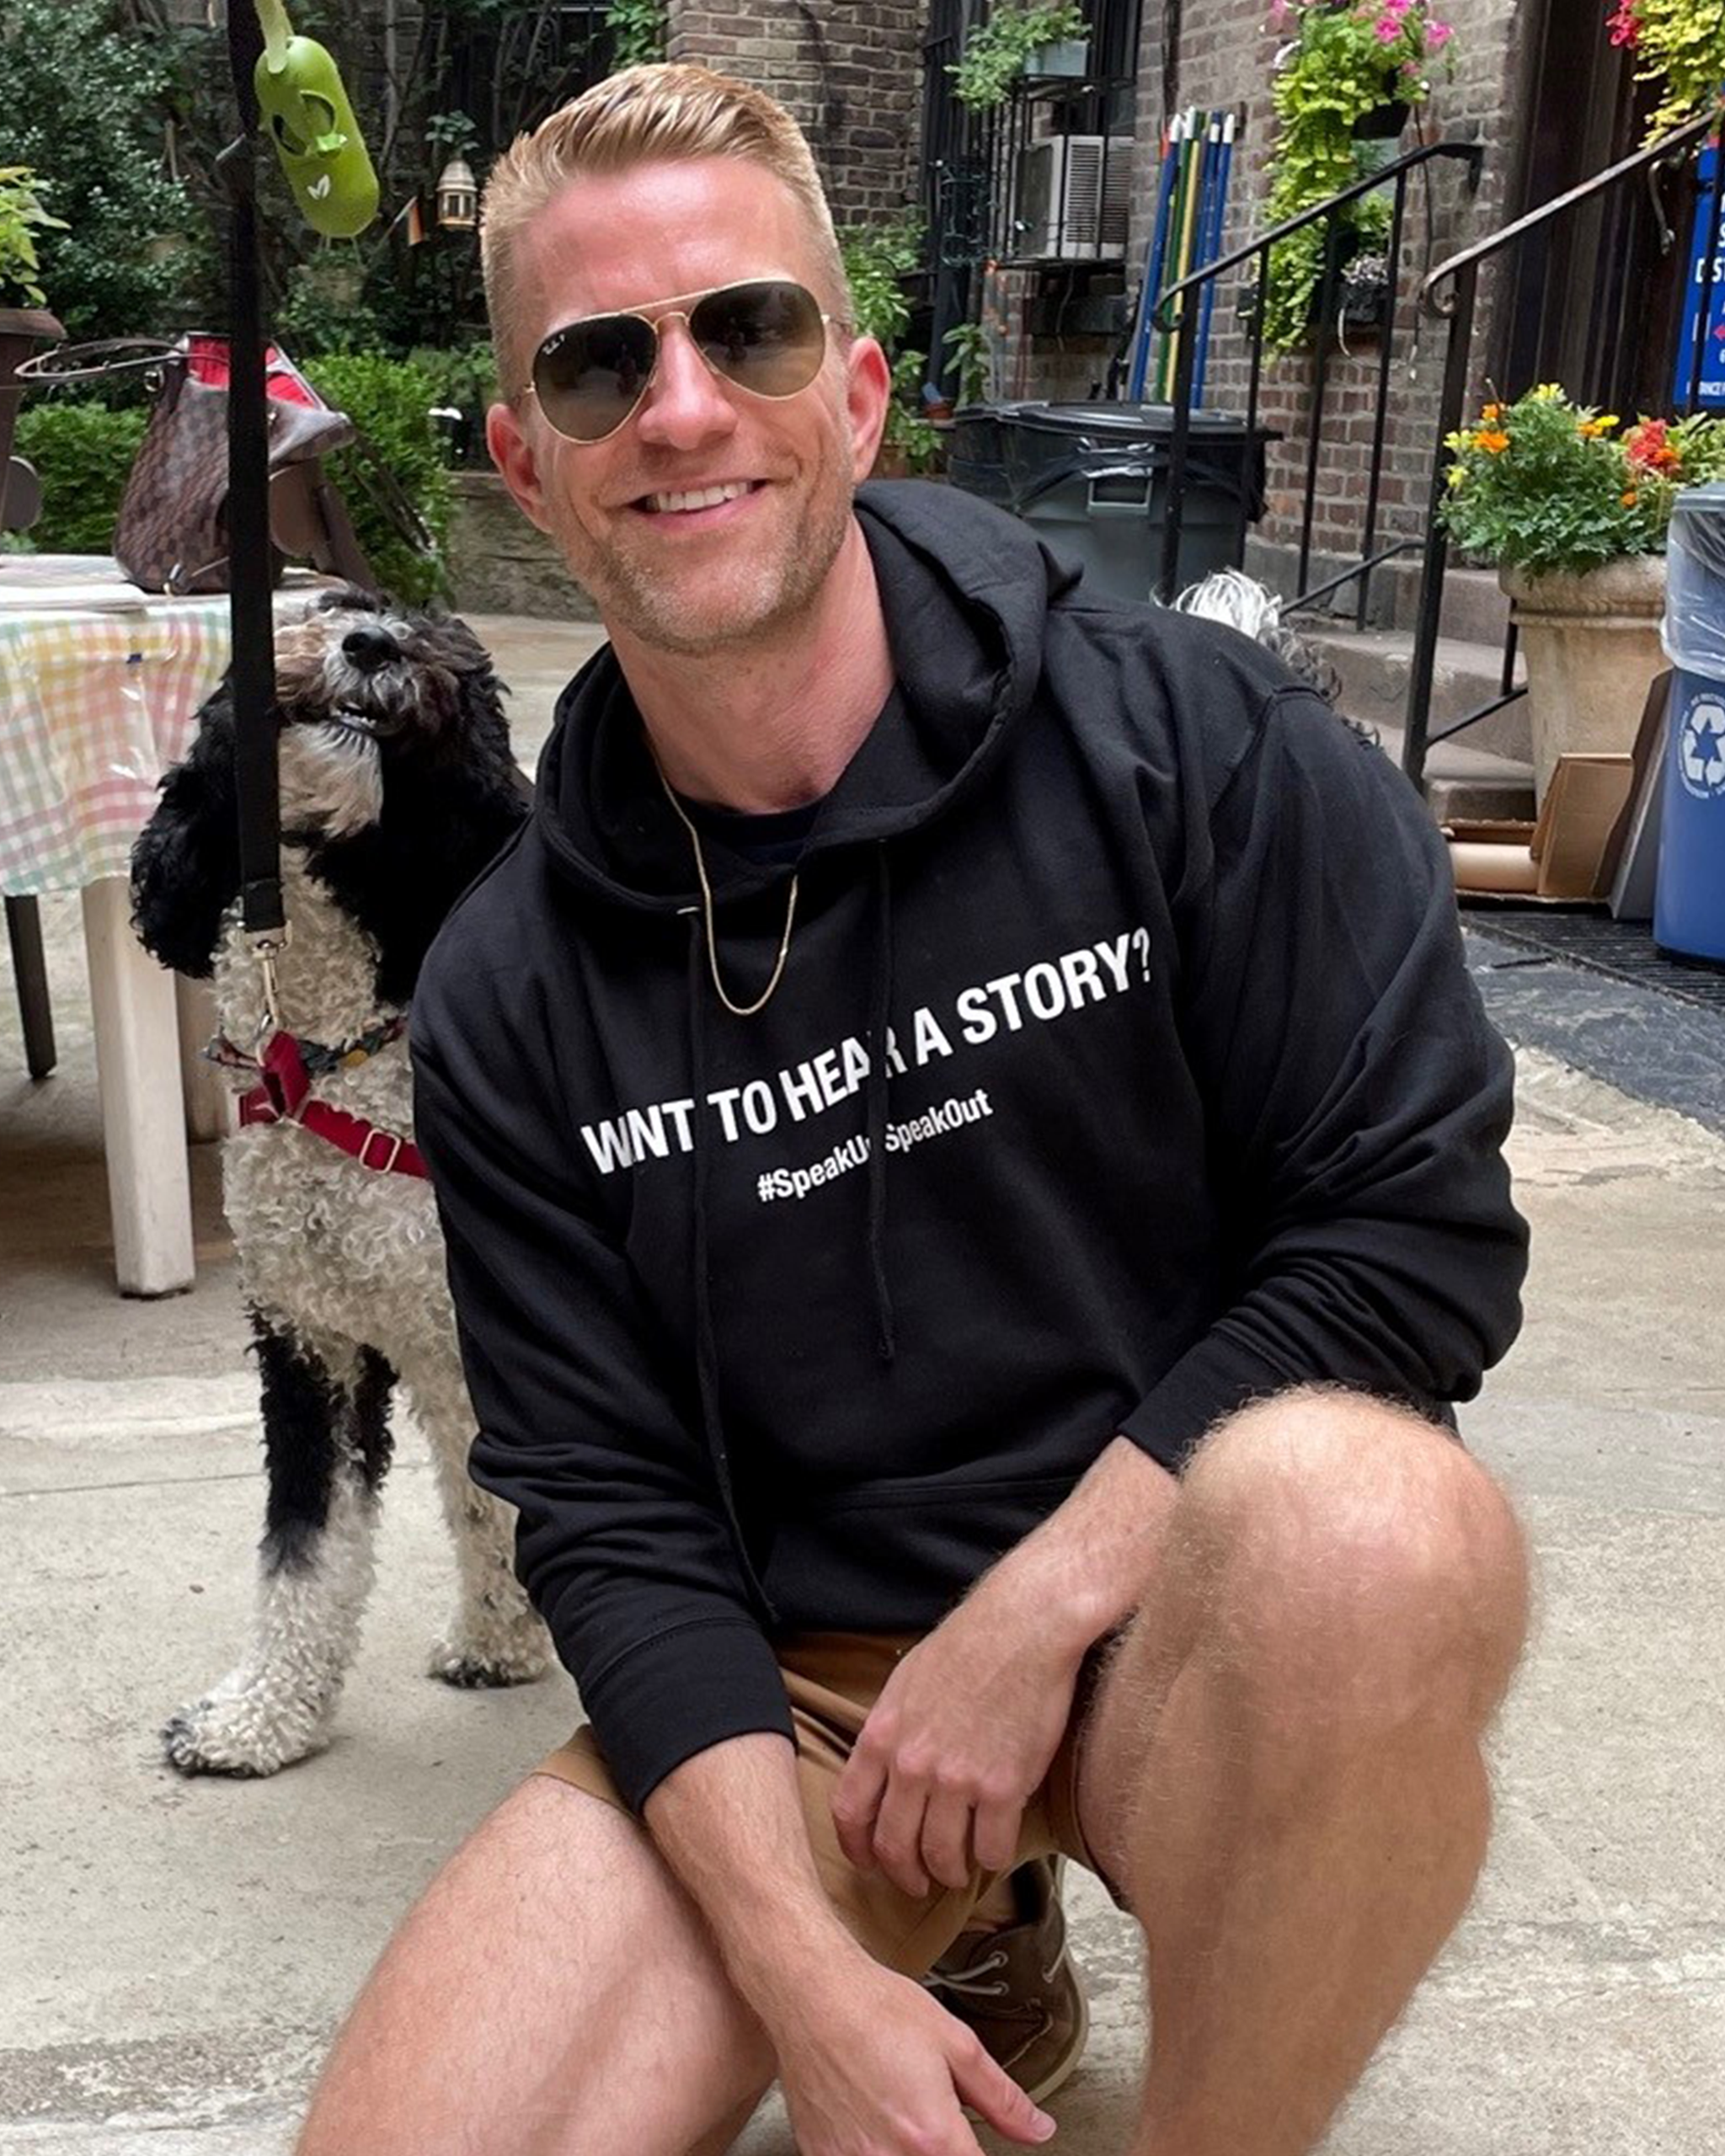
[412,481,1526,1813]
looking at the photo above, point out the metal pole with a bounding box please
[224,3,282,942]
[1357,169,1408,630]
[1403,260,1477,794]
[1159,295,1199,602]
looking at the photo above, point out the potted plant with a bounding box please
[1606,0,1725,141]
[1258,0,1455,351]
[840,215,941,478]
[949,3,1090,111]
[1442,385,1725,799]
[0,166,64,513]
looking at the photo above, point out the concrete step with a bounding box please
[1378,560,1513,645]
[1302,621,1532,766]
[1374,718,1536,825]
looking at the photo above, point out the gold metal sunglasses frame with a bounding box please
[521,278,846,445]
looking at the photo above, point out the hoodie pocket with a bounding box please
[764,1472,1081,1629]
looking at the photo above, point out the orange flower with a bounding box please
[1621,488,1639,508]
[1474,429,1510,453]
[1481,402,1502,421]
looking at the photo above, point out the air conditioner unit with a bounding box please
[1015,135,1133,260]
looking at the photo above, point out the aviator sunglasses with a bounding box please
[523,277,840,445]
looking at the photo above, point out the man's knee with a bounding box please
[1172,1385,1530,1730]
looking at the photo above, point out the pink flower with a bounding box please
[1606,0,1638,44]
[1382,0,1411,14]
[1268,0,1290,23]
[1375,14,1402,39]
[1427,18,1454,44]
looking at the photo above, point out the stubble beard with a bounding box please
[553,423,859,659]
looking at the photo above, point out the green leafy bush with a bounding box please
[1441,385,1725,578]
[408,342,500,468]
[0,167,66,311]
[838,215,938,472]
[304,353,453,606]
[0,0,206,337]
[948,3,1087,111]
[1608,0,1725,143]
[11,403,147,553]
[606,0,668,68]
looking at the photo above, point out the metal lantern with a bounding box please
[435,157,478,231]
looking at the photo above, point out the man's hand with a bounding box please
[776,1952,1056,2155]
[831,1580,1087,1897]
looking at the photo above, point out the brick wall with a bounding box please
[1023,0,1536,611]
[669,2,927,224]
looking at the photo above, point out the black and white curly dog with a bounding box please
[132,588,549,1777]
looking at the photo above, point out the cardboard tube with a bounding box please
[1449,841,1539,894]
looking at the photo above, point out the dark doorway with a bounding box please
[1495,0,1686,416]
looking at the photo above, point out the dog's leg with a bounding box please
[401,1344,548,1689]
[163,1315,393,1777]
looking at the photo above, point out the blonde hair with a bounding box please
[481,62,852,398]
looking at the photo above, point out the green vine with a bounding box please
[1259,1,1451,352]
[606,0,666,71]
[839,213,938,471]
[1607,0,1725,143]
[948,2,1088,112]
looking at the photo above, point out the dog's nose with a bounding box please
[342,624,401,672]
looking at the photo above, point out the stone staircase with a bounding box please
[1298,565,1536,821]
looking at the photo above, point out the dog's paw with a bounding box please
[161,1678,333,1778]
[427,1614,549,1690]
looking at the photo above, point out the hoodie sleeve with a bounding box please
[1118,686,1527,1470]
[411,1020,793,1814]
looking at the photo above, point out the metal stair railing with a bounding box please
[1149,141,1484,614]
[1401,107,1718,792]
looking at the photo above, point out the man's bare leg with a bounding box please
[296,1776,773,2156]
[1077,1388,1530,2156]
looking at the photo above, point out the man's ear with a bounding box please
[845,334,893,483]
[488,401,555,535]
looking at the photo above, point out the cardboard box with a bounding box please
[1445,752,1635,902]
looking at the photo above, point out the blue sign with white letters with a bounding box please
[1674,145,1725,412]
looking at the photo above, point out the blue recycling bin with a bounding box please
[1657,484,1725,963]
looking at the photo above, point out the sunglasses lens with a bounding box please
[534,313,658,441]
[691,280,828,398]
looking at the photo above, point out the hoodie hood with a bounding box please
[532,480,1076,910]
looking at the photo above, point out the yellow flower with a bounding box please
[1578,414,1619,438]
[1532,382,1564,402]
[1445,465,1466,490]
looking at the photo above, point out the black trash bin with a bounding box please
[945,400,1274,604]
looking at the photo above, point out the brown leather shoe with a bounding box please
[923,1856,1089,2105]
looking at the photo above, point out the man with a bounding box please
[297,62,1530,2156]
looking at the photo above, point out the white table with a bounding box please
[1,558,319,1294]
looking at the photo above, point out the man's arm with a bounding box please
[644,1736,1055,2156]
[832,1437,1174,1892]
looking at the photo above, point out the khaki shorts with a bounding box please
[533,1631,1115,1976]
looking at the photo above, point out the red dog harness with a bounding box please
[216,1021,429,1180]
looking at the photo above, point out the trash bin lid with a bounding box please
[966,399,1262,440]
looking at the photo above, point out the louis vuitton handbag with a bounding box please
[16,336,355,594]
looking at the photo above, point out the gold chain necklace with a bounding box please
[655,763,800,1018]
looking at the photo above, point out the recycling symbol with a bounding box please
[1678,693,1725,800]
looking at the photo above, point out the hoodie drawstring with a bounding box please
[684,913,777,1622]
[866,843,897,1364]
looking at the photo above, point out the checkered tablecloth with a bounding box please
[0,563,320,896]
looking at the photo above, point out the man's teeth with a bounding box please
[644,482,753,515]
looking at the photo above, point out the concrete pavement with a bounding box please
[1,612,1721,2153]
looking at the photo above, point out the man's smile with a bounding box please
[627,478,769,524]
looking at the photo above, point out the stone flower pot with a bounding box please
[1501,554,1667,805]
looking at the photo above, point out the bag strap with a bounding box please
[14,338,182,387]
